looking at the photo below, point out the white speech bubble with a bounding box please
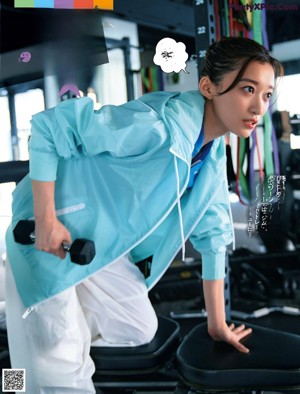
[153,38,189,74]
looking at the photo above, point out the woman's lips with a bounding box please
[243,120,257,129]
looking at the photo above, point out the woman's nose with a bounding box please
[251,96,268,116]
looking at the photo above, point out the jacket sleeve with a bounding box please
[29,96,171,181]
[189,177,233,280]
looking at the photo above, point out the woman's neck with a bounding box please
[202,101,228,145]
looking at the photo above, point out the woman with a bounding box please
[5,36,282,393]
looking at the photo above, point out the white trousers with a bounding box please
[5,255,158,394]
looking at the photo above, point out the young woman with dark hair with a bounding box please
[5,36,282,393]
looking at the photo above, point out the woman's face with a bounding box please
[209,61,275,138]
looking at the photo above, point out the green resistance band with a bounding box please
[223,0,230,37]
[150,67,159,92]
[252,0,274,180]
[238,137,250,201]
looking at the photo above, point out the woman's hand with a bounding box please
[32,180,72,259]
[202,279,252,353]
[35,217,72,260]
[208,322,252,353]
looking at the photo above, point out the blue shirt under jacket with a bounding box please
[6,90,234,308]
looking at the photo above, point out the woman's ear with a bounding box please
[199,76,214,100]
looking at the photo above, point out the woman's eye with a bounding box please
[266,92,273,99]
[243,86,254,94]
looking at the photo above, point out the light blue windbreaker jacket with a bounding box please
[6,90,234,309]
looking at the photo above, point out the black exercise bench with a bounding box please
[91,315,300,393]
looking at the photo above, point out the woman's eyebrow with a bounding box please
[239,78,274,90]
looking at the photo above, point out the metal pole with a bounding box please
[7,89,19,161]
[194,0,217,77]
[224,252,232,320]
[121,37,134,102]
[194,0,232,320]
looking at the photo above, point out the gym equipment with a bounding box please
[91,315,181,392]
[90,250,300,393]
[0,326,9,368]
[90,315,300,393]
[13,220,95,265]
[175,320,300,392]
[232,305,300,320]
[0,160,29,184]
[230,249,300,318]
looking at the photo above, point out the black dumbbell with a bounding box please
[13,220,95,265]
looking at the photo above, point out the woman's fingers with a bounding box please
[232,324,245,333]
[233,340,250,354]
[229,324,252,336]
[227,323,253,353]
[231,326,252,353]
[35,219,71,259]
[208,323,253,354]
[238,327,252,339]
[55,245,67,259]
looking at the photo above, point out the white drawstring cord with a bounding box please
[173,155,186,261]
[22,307,34,319]
[225,180,236,251]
